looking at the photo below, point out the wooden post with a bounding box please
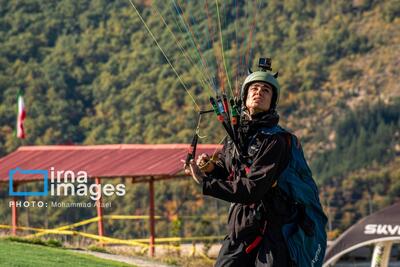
[95,177,104,240]
[11,183,18,236]
[149,177,155,257]
[371,241,393,267]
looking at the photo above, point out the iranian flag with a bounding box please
[16,91,26,139]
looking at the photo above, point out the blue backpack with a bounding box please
[261,125,328,267]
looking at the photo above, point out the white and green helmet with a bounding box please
[240,70,280,109]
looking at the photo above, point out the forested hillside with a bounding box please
[0,0,399,238]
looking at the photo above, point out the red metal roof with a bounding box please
[0,144,222,183]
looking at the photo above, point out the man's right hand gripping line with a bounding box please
[183,153,215,185]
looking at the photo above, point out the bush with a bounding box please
[382,0,400,22]
[3,237,62,248]
[88,244,108,253]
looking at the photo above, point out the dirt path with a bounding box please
[73,250,174,267]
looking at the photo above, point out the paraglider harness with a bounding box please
[219,125,327,266]
[256,126,328,267]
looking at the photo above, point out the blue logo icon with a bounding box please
[9,167,48,196]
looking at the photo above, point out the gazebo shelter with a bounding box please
[0,144,221,256]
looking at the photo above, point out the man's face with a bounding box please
[245,82,273,115]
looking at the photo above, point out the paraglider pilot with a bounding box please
[184,58,327,267]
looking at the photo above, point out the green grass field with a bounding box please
[0,239,135,267]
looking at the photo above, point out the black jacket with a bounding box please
[203,111,295,266]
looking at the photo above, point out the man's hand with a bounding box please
[182,153,216,184]
[196,153,215,173]
[182,158,207,184]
